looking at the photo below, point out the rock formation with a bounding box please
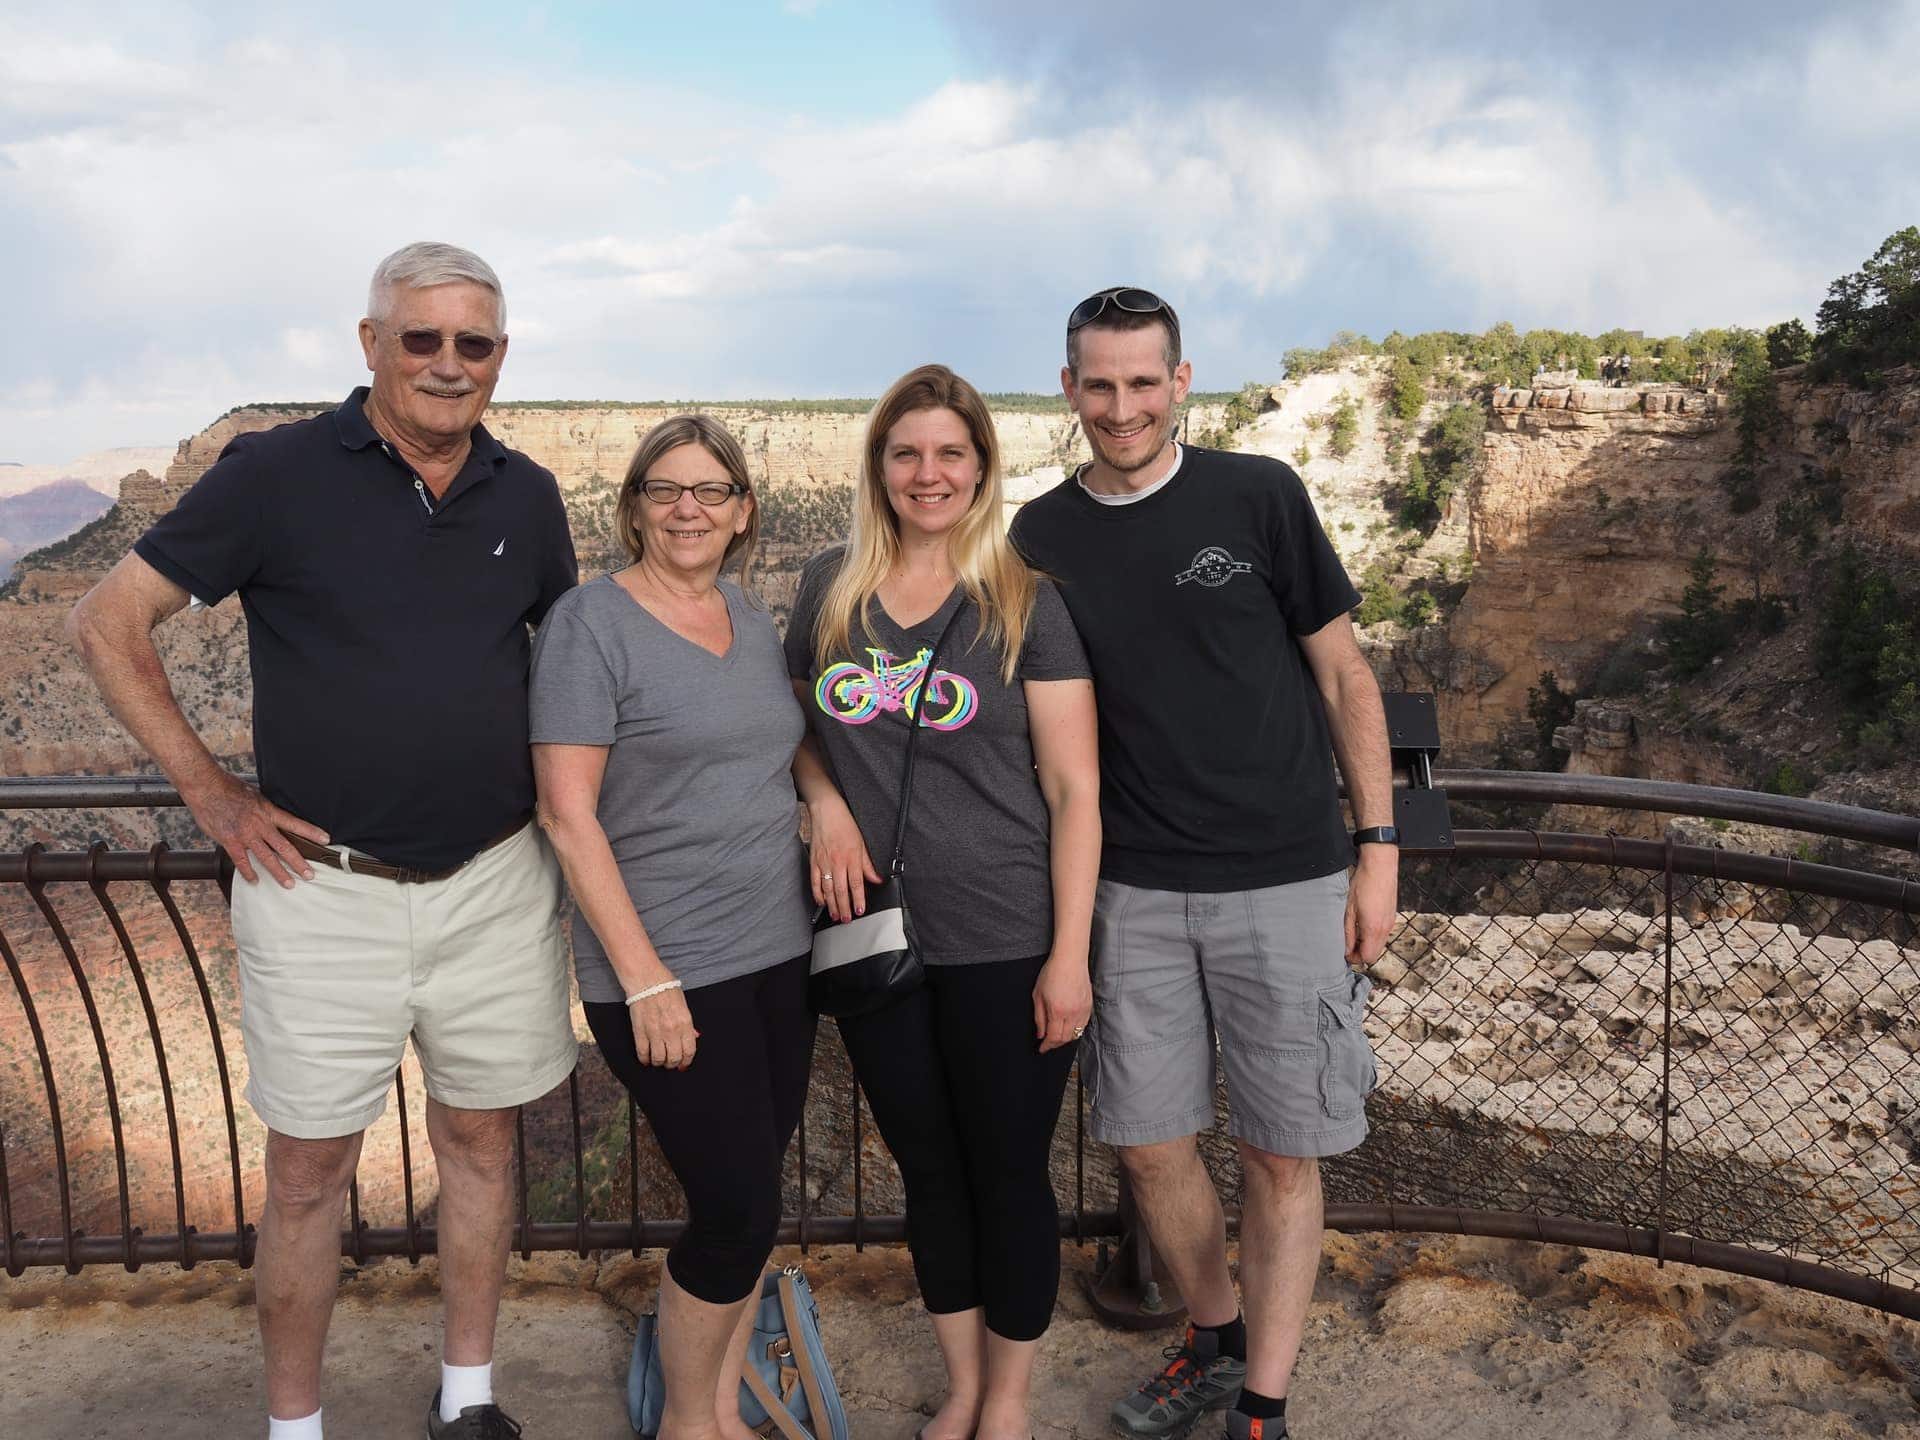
[159,401,1099,500]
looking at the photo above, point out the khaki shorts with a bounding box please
[1083,871,1375,1158]
[230,821,577,1139]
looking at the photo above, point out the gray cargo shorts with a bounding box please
[1082,870,1376,1158]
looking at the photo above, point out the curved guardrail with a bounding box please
[0,774,1916,1325]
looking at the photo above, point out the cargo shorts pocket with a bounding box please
[1317,971,1377,1120]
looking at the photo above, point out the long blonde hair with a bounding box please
[812,365,1035,684]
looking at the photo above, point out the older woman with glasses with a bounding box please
[531,414,813,1440]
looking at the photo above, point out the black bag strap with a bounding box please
[887,601,966,877]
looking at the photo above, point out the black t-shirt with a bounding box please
[784,549,1091,964]
[133,387,578,870]
[1009,446,1360,891]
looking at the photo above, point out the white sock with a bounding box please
[267,1410,322,1440]
[440,1361,494,1421]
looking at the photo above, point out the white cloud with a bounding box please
[1802,0,1920,138]
[1,4,1908,459]
[280,327,341,370]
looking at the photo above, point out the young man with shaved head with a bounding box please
[1010,288,1399,1440]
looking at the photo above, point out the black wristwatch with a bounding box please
[1352,826,1400,847]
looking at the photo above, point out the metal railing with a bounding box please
[2,773,1917,1323]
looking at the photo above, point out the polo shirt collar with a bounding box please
[333,386,381,450]
[331,385,507,470]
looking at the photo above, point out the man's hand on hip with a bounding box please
[1345,846,1399,968]
[184,767,328,889]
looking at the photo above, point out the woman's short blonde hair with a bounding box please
[613,414,761,591]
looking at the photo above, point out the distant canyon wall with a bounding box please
[1387,371,1920,756]
[161,402,1096,499]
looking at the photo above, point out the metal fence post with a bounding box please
[1655,835,1676,1270]
[1085,1165,1186,1330]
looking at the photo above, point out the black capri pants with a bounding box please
[837,952,1076,1342]
[585,952,816,1305]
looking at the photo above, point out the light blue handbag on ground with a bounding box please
[628,1266,850,1440]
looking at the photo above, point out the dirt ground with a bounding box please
[3,1234,1918,1439]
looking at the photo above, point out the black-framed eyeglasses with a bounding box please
[636,479,748,506]
[396,328,502,362]
[1067,286,1179,336]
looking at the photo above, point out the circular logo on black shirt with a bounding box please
[1174,546,1255,588]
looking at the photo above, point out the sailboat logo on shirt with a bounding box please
[1174,546,1253,588]
[815,647,979,731]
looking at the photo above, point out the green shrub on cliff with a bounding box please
[1397,403,1484,530]
[1720,336,1782,514]
[1283,331,1379,377]
[1811,226,1920,384]
[1660,548,1733,679]
[1386,357,1426,424]
[1766,319,1814,367]
[1815,545,1920,752]
[1324,395,1360,459]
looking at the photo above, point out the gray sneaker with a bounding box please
[1110,1325,1247,1438]
[426,1388,524,1438]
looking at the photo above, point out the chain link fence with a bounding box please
[2,780,1917,1321]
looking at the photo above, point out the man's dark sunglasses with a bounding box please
[397,328,502,362]
[1067,286,1179,334]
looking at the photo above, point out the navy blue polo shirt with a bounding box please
[134,387,578,870]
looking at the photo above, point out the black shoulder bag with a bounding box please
[807,605,964,1018]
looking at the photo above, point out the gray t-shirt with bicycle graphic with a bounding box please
[784,548,1091,966]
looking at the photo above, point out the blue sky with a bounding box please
[4,0,1918,462]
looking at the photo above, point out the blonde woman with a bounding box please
[785,365,1100,1440]
[532,415,812,1440]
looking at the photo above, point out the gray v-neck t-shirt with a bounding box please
[530,575,811,1000]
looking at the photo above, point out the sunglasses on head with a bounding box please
[1067,286,1179,334]
[396,328,502,362]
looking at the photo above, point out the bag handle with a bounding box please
[776,1271,836,1440]
[886,603,965,878]
[742,1362,815,1440]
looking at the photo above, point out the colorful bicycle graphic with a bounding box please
[815,647,979,730]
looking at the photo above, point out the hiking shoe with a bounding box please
[1110,1324,1247,1438]
[426,1388,525,1438]
[1224,1409,1287,1440]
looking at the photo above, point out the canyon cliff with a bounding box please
[4,376,1917,1277]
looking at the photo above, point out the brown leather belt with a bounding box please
[285,814,532,885]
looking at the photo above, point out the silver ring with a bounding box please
[820,871,832,883]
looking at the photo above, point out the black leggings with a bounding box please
[836,952,1076,1342]
[585,953,815,1305]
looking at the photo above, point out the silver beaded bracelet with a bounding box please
[625,978,683,1006]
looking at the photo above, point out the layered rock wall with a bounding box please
[1393,384,1733,750]
[1411,372,1920,756]
[160,403,1093,501]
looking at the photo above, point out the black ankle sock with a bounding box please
[1195,1313,1247,1361]
[1235,1390,1286,1421]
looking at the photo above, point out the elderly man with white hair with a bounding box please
[69,242,579,1438]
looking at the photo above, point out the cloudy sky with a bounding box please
[4,0,1917,462]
